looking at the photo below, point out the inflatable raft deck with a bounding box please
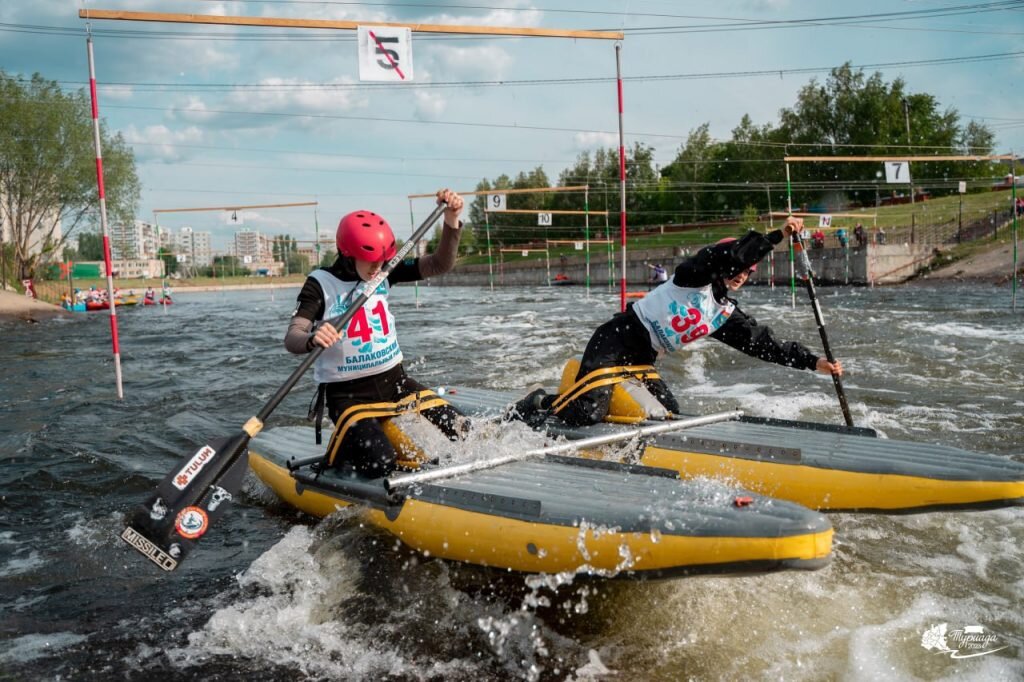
[442,387,1024,513]
[249,426,832,579]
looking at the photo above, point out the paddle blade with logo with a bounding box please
[118,201,449,572]
[120,432,250,571]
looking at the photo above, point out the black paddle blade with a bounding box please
[120,431,251,571]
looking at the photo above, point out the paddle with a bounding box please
[790,230,855,427]
[120,201,449,572]
[383,410,743,492]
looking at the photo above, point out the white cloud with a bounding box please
[574,131,619,149]
[413,90,447,120]
[101,84,135,101]
[168,78,369,132]
[426,6,544,30]
[433,45,514,82]
[227,210,290,229]
[172,96,217,124]
[123,124,204,163]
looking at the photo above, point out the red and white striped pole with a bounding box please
[86,33,125,399]
[615,43,627,312]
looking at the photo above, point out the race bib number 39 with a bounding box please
[357,26,414,82]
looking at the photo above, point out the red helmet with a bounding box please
[336,210,396,262]
[715,237,756,272]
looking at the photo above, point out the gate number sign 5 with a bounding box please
[357,27,414,82]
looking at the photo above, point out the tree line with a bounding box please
[1,64,1005,279]
[1,71,139,283]
[464,64,1001,247]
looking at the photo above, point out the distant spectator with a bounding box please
[854,223,867,248]
[1016,197,1024,216]
[876,226,887,245]
[811,229,826,249]
[836,227,849,248]
[647,262,669,290]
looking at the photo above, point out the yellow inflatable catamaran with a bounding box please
[443,359,1024,513]
[249,424,833,578]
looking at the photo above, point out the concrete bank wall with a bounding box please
[431,243,938,287]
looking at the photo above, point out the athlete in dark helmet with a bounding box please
[284,189,469,476]
[513,216,843,427]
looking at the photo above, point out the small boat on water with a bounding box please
[249,424,834,578]
[441,385,1024,513]
[84,300,109,311]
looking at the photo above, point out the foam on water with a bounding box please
[65,512,124,550]
[0,633,89,664]
[173,518,609,680]
[903,320,1024,344]
[0,549,44,578]
[3,284,1023,680]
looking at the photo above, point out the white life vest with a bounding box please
[632,280,735,356]
[310,269,402,383]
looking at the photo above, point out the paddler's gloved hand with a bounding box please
[309,322,340,350]
[506,387,551,428]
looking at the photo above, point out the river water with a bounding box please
[1,282,1021,680]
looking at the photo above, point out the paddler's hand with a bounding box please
[783,216,803,239]
[437,188,464,229]
[311,322,340,349]
[816,357,843,376]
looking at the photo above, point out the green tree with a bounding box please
[775,63,995,206]
[212,254,243,277]
[287,252,309,275]
[662,123,715,222]
[319,247,337,267]
[0,71,140,279]
[76,230,105,260]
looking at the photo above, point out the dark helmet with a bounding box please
[716,237,756,272]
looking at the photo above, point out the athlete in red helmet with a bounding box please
[284,189,467,476]
[511,216,843,427]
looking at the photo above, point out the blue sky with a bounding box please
[2,0,1022,249]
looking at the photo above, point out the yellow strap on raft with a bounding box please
[550,360,663,424]
[325,389,450,468]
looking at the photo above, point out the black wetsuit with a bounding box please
[289,256,465,477]
[550,230,821,426]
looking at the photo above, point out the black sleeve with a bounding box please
[674,229,784,288]
[386,257,423,286]
[292,276,326,322]
[710,305,819,370]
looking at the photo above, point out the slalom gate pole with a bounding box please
[86,32,124,399]
[615,43,627,312]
